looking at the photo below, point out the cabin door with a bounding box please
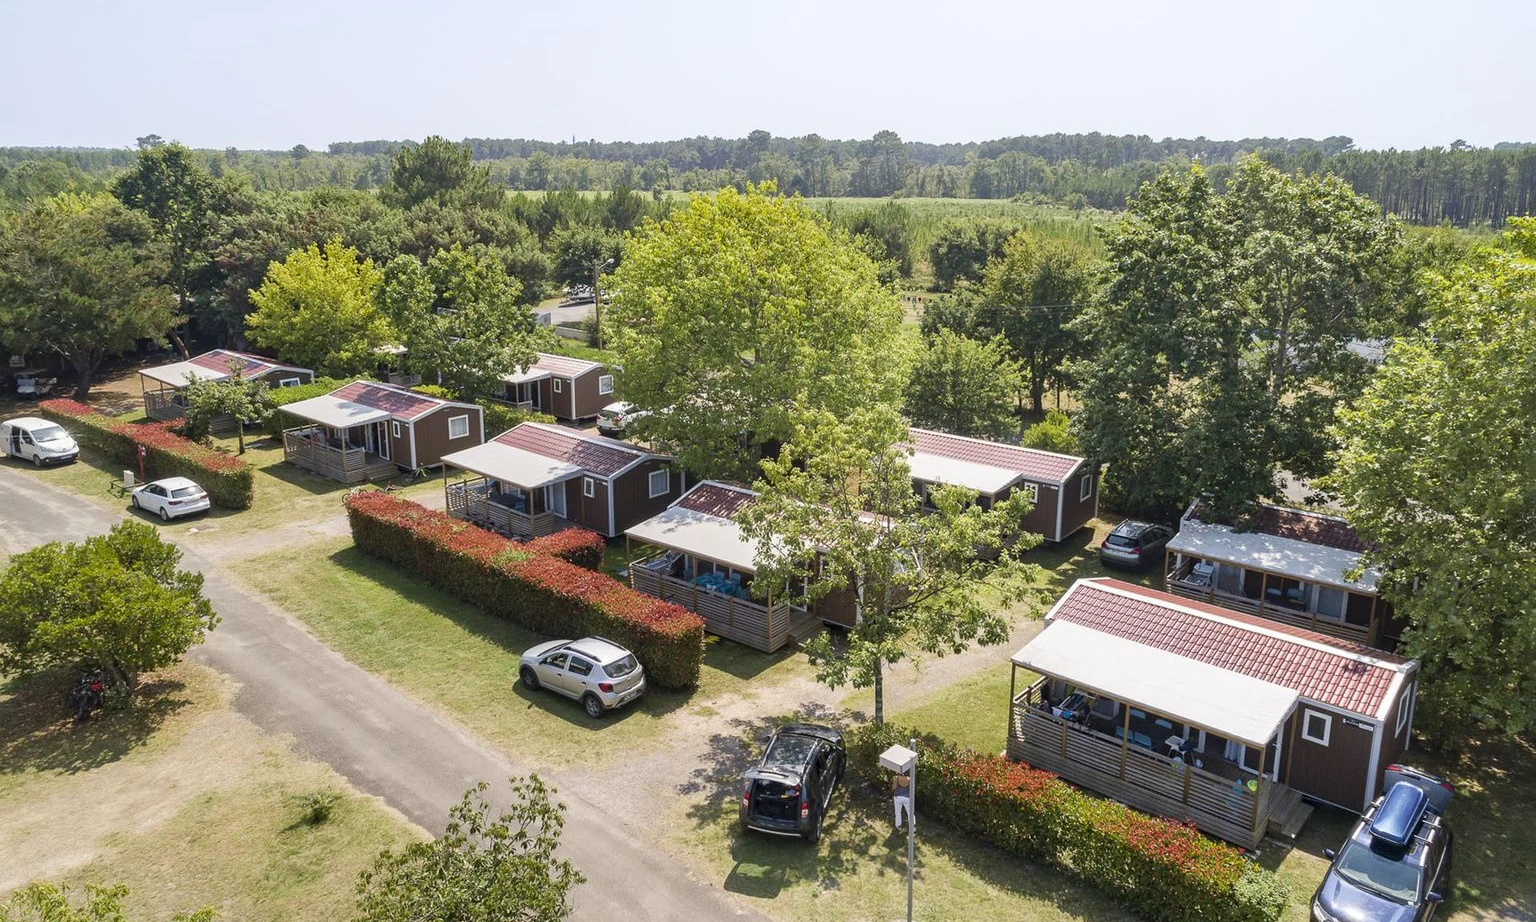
[374,422,391,460]
[545,483,567,518]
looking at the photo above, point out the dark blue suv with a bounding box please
[1312,765,1455,922]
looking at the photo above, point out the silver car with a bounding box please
[519,637,646,718]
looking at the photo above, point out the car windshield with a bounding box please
[603,655,638,678]
[32,425,67,443]
[763,734,817,773]
[1106,534,1139,549]
[1334,840,1421,903]
[170,486,202,499]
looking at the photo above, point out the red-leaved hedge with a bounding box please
[848,725,1288,922]
[524,528,606,570]
[344,491,704,688]
[40,399,255,509]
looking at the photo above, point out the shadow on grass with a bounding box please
[256,454,357,498]
[0,672,192,776]
[702,636,802,684]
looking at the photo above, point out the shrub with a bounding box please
[40,399,255,509]
[1021,409,1081,455]
[296,790,341,825]
[524,529,605,570]
[262,377,345,437]
[345,491,704,687]
[847,724,1288,922]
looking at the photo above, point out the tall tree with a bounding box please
[606,185,909,481]
[740,407,1038,725]
[380,136,504,211]
[0,521,219,692]
[377,245,539,398]
[180,359,275,453]
[844,201,915,278]
[927,219,1016,291]
[1074,159,1402,520]
[904,330,1021,439]
[550,224,623,291]
[246,237,392,377]
[1324,219,1536,740]
[0,193,174,398]
[355,775,583,922]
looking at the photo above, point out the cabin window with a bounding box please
[598,374,614,395]
[648,469,669,499]
[920,484,938,511]
[1079,473,1093,501]
[1315,586,1347,621]
[1301,709,1332,746]
[1023,483,1039,505]
[278,377,301,388]
[1396,684,1414,736]
[582,477,595,498]
[448,415,470,439]
[391,421,402,439]
[553,378,563,393]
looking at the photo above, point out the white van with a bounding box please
[1,417,80,466]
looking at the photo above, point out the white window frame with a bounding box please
[1080,473,1093,501]
[278,377,301,388]
[598,374,614,395]
[1301,708,1332,746]
[447,414,470,439]
[1396,684,1413,736]
[553,378,563,394]
[582,476,595,498]
[648,469,669,499]
[1023,482,1039,504]
[391,421,402,439]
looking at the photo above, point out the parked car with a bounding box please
[519,636,646,718]
[596,401,649,438]
[740,723,845,843]
[1313,765,1455,922]
[130,477,211,521]
[1,417,79,466]
[1098,520,1174,569]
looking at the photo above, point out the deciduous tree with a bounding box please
[181,360,275,452]
[1323,219,1536,739]
[246,238,392,377]
[904,330,1020,439]
[606,185,909,481]
[740,407,1038,725]
[0,882,213,922]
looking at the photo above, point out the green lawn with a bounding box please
[229,538,812,768]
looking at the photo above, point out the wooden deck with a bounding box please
[1007,680,1283,848]
[445,483,557,538]
[144,389,238,433]
[630,559,818,654]
[1165,572,1371,644]
[283,431,396,484]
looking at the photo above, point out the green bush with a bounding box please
[344,491,704,688]
[262,377,345,437]
[1021,409,1081,455]
[847,724,1288,922]
[40,399,255,509]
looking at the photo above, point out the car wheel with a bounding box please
[582,693,604,719]
[159,506,170,522]
[802,811,822,844]
[32,454,42,467]
[519,666,540,691]
[131,495,140,510]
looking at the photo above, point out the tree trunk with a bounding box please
[70,354,97,400]
[872,657,884,727]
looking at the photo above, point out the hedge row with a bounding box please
[344,491,704,687]
[523,528,606,570]
[262,377,344,437]
[40,399,255,510]
[848,724,1288,922]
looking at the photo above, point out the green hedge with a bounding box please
[39,399,255,509]
[847,724,1288,922]
[262,377,345,436]
[345,491,704,688]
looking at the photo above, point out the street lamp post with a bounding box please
[591,257,615,350]
[880,740,919,922]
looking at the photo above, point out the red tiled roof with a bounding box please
[532,353,606,377]
[494,423,644,478]
[1250,505,1368,553]
[186,349,299,379]
[676,482,757,519]
[909,428,1084,484]
[1051,579,1404,717]
[331,381,446,420]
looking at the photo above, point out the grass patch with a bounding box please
[887,668,1038,756]
[229,538,811,767]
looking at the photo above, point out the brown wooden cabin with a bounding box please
[140,350,313,430]
[906,428,1098,543]
[500,353,615,423]
[1165,500,1403,650]
[278,380,483,483]
[1007,578,1419,848]
[441,422,678,539]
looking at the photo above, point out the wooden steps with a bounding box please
[1266,787,1314,842]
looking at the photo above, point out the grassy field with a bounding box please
[805,196,1112,258]
[0,663,421,921]
[229,537,812,768]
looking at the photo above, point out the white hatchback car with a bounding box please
[519,637,646,718]
[131,477,211,521]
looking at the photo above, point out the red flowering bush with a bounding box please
[39,399,254,509]
[345,491,704,687]
[524,528,606,570]
[848,724,1287,922]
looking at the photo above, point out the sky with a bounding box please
[3,0,1533,152]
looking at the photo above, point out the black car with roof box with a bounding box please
[740,723,845,843]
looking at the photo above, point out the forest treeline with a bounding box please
[3,130,1534,227]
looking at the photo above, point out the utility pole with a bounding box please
[592,256,615,350]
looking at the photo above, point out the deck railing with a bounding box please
[1166,562,1371,644]
[1008,679,1277,848]
[629,555,815,653]
[282,429,395,484]
[143,389,187,422]
[445,482,557,538]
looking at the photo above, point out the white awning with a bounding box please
[906,450,1020,496]
[441,442,582,489]
[627,506,758,572]
[140,361,229,388]
[1011,620,1297,747]
[502,367,552,385]
[1168,519,1378,592]
[279,394,391,429]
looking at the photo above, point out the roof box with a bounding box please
[1370,781,1429,847]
